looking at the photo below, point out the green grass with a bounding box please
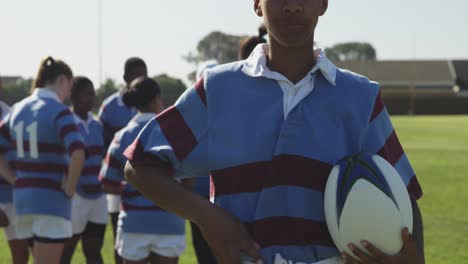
[1,115,467,263]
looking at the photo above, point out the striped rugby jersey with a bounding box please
[100,113,185,235]
[124,53,423,263]
[98,91,136,148]
[0,89,85,220]
[0,101,12,203]
[75,113,105,199]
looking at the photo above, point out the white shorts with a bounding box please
[106,194,121,213]
[71,194,108,235]
[15,214,72,241]
[115,228,186,261]
[0,203,17,240]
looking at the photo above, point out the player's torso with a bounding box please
[100,93,137,130]
[205,69,373,263]
[77,117,105,199]
[8,97,68,177]
[119,120,185,235]
[8,96,72,218]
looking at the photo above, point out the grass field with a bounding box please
[1,115,467,263]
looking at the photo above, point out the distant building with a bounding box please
[452,60,468,94]
[335,60,456,97]
[335,60,468,115]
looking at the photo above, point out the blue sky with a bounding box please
[0,0,467,86]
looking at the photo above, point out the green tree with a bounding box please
[153,74,187,107]
[325,42,377,63]
[184,31,244,82]
[2,78,33,105]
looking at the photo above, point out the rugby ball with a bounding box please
[324,154,413,258]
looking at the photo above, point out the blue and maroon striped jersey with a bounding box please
[0,89,85,220]
[100,113,185,235]
[98,91,136,148]
[76,113,105,199]
[124,61,423,263]
[0,101,12,203]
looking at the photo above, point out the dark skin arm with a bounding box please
[343,197,425,264]
[124,162,263,264]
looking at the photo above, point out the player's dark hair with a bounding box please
[33,56,73,89]
[239,24,268,60]
[124,57,147,77]
[71,76,93,100]
[122,77,161,111]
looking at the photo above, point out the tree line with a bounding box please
[1,30,376,107]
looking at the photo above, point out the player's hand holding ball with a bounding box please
[196,205,263,264]
[342,227,420,264]
[324,154,422,264]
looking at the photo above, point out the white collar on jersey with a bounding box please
[32,88,61,102]
[73,113,95,134]
[242,43,337,86]
[131,113,155,124]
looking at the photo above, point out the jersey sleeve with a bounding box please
[99,132,126,187]
[124,78,209,179]
[0,112,11,154]
[362,88,423,200]
[54,108,86,155]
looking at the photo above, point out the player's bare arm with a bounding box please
[125,161,263,264]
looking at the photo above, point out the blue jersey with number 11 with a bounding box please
[0,89,85,220]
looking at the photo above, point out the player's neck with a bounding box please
[267,38,317,84]
[73,108,88,121]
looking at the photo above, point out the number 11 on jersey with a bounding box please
[13,121,39,159]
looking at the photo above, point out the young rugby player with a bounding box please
[100,77,186,264]
[0,101,30,264]
[123,1,425,263]
[98,57,147,264]
[61,77,107,264]
[0,57,86,264]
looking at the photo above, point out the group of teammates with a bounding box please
[0,25,268,264]
[0,56,186,264]
[1,1,426,263]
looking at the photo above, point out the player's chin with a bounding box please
[273,32,314,48]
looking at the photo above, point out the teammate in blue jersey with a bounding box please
[61,77,108,264]
[0,57,86,264]
[98,57,147,264]
[123,1,425,264]
[100,77,186,264]
[99,57,147,148]
[0,101,30,264]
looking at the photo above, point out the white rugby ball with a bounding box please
[324,154,413,258]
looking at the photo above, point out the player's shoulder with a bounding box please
[101,92,121,108]
[335,68,380,97]
[203,61,245,83]
[48,101,73,119]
